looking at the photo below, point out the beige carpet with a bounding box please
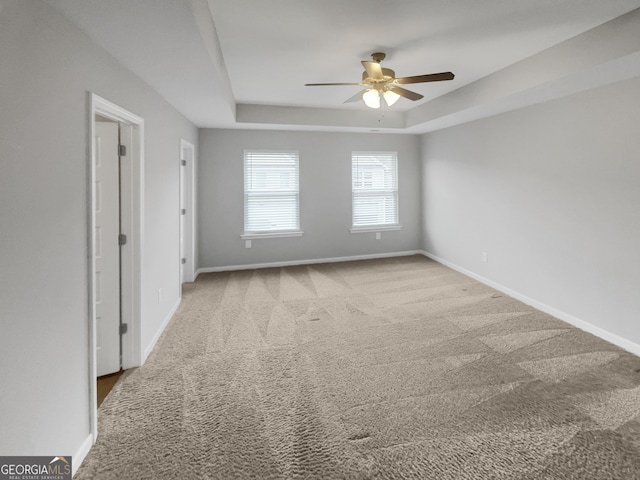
[75,255,640,479]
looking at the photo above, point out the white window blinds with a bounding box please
[244,150,300,233]
[352,151,398,228]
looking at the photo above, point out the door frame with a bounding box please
[88,93,144,442]
[179,139,196,284]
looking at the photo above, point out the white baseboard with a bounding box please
[73,433,94,476]
[420,250,640,357]
[143,297,181,361]
[195,250,423,278]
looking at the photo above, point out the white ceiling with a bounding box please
[46,0,640,133]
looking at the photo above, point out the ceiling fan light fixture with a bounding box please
[304,52,454,109]
[383,89,400,107]
[363,89,380,109]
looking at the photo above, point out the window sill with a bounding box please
[241,231,304,240]
[350,225,403,233]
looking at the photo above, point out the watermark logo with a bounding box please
[0,456,72,480]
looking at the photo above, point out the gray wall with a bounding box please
[421,75,640,348]
[0,0,197,461]
[198,129,422,268]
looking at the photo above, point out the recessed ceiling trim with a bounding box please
[236,104,406,130]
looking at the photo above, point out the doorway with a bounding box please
[89,93,144,441]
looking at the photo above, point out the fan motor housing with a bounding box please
[362,68,396,85]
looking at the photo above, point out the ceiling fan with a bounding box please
[305,52,454,109]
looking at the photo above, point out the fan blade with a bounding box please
[361,61,383,80]
[305,82,362,86]
[344,90,367,103]
[387,86,423,101]
[395,72,455,84]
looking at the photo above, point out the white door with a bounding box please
[179,140,195,284]
[95,121,121,377]
[179,150,186,284]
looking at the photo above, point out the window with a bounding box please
[351,151,399,230]
[243,150,300,236]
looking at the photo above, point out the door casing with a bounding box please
[88,93,144,442]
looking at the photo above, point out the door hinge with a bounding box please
[118,233,127,246]
[181,208,186,215]
[181,159,187,166]
[119,144,126,156]
[119,323,128,335]
[181,258,186,265]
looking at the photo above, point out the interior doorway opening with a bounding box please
[89,93,144,440]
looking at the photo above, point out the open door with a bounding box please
[94,121,121,377]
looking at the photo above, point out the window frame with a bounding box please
[350,151,402,233]
[242,149,303,239]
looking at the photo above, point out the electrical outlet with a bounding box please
[481,252,488,263]
[245,240,252,249]
[375,232,381,240]
[158,288,162,303]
